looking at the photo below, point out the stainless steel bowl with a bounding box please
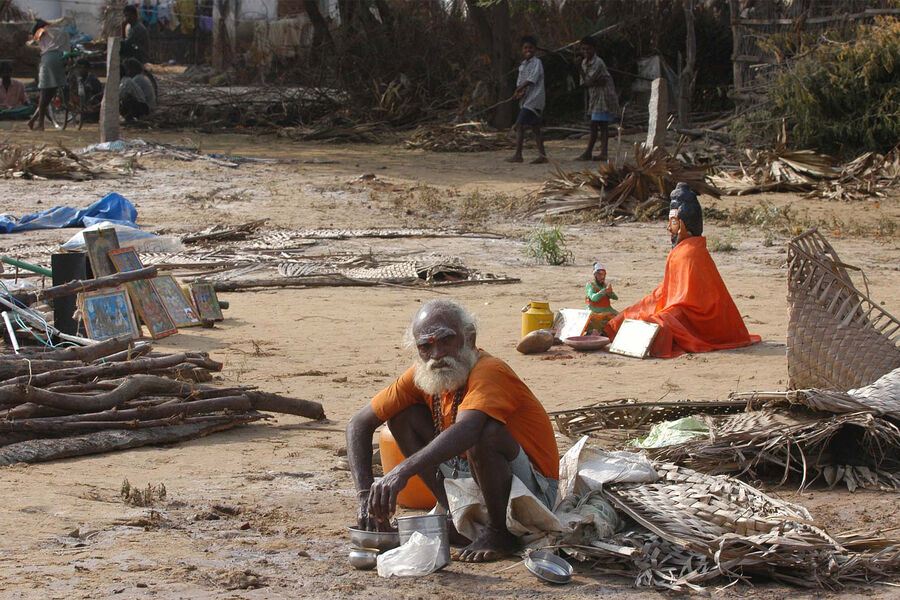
[525,550,573,584]
[348,547,379,570]
[347,527,400,551]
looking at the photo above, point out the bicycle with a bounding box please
[47,46,105,130]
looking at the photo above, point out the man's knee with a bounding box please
[468,419,519,463]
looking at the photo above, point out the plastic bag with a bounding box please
[61,221,184,253]
[632,416,709,449]
[376,531,443,578]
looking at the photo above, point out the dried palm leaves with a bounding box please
[552,367,900,491]
[567,463,900,590]
[404,122,514,152]
[533,142,720,218]
[0,144,136,181]
[708,141,900,201]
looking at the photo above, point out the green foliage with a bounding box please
[524,225,573,265]
[708,228,738,252]
[741,18,900,154]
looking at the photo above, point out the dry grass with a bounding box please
[390,185,537,228]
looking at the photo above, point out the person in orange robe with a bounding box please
[604,182,760,358]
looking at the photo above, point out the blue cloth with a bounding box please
[0,193,138,233]
[590,111,615,122]
[515,107,541,126]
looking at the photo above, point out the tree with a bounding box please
[466,0,516,128]
[303,0,333,48]
[678,0,697,127]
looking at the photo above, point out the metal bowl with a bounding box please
[347,527,400,551]
[525,550,573,584]
[348,547,379,570]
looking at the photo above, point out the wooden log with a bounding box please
[16,336,135,363]
[0,353,219,388]
[0,396,253,433]
[92,342,153,363]
[0,418,249,466]
[0,358,86,382]
[0,375,205,412]
[244,391,326,420]
[11,267,158,306]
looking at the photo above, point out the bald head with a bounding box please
[409,300,479,395]
[409,300,476,348]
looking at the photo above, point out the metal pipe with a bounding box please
[1,256,52,277]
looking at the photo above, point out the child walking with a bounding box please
[507,36,547,164]
[575,36,619,161]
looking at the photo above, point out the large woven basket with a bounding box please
[787,229,900,390]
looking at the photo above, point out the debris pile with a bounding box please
[533,142,720,218]
[1,144,137,181]
[554,454,900,591]
[0,336,325,466]
[404,123,514,153]
[708,142,900,201]
[132,223,519,291]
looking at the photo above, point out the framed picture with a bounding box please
[190,282,223,321]
[80,287,140,341]
[125,278,178,339]
[152,275,200,328]
[608,319,661,359]
[108,247,144,272]
[83,228,120,277]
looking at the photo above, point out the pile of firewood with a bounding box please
[0,336,324,466]
[404,123,514,152]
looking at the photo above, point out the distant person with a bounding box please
[0,61,31,119]
[121,5,150,65]
[506,36,547,164]
[76,58,103,121]
[119,58,155,121]
[575,36,619,161]
[26,19,70,131]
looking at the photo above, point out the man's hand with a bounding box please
[356,489,372,530]
[606,284,614,294]
[574,54,583,64]
[368,467,410,523]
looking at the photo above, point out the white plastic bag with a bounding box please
[376,531,443,578]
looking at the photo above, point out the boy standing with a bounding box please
[507,36,547,164]
[575,36,619,161]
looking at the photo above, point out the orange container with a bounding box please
[379,426,437,510]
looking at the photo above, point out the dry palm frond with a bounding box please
[709,140,900,201]
[404,122,514,152]
[556,463,900,590]
[0,144,135,181]
[533,142,720,218]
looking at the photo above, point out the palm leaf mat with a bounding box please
[559,463,900,591]
[787,229,900,390]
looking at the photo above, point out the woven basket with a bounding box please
[787,229,900,390]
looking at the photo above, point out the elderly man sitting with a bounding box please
[346,300,559,563]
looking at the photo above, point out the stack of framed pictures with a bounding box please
[77,233,221,340]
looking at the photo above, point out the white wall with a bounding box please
[26,0,107,39]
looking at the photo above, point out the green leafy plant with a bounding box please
[524,225,573,265]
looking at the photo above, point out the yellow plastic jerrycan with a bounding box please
[521,301,554,338]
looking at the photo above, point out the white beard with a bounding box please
[413,346,479,396]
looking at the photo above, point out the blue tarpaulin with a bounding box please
[0,193,138,233]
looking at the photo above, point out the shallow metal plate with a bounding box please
[525,550,573,584]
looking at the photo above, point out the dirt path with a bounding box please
[0,122,898,599]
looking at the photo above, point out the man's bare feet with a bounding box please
[505,155,523,163]
[576,152,592,161]
[530,156,548,164]
[454,526,518,563]
[597,153,608,161]
[448,521,471,547]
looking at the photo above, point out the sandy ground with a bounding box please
[0,121,899,599]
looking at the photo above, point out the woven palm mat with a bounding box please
[787,229,900,390]
[566,463,900,590]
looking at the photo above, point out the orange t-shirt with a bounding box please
[370,352,559,480]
